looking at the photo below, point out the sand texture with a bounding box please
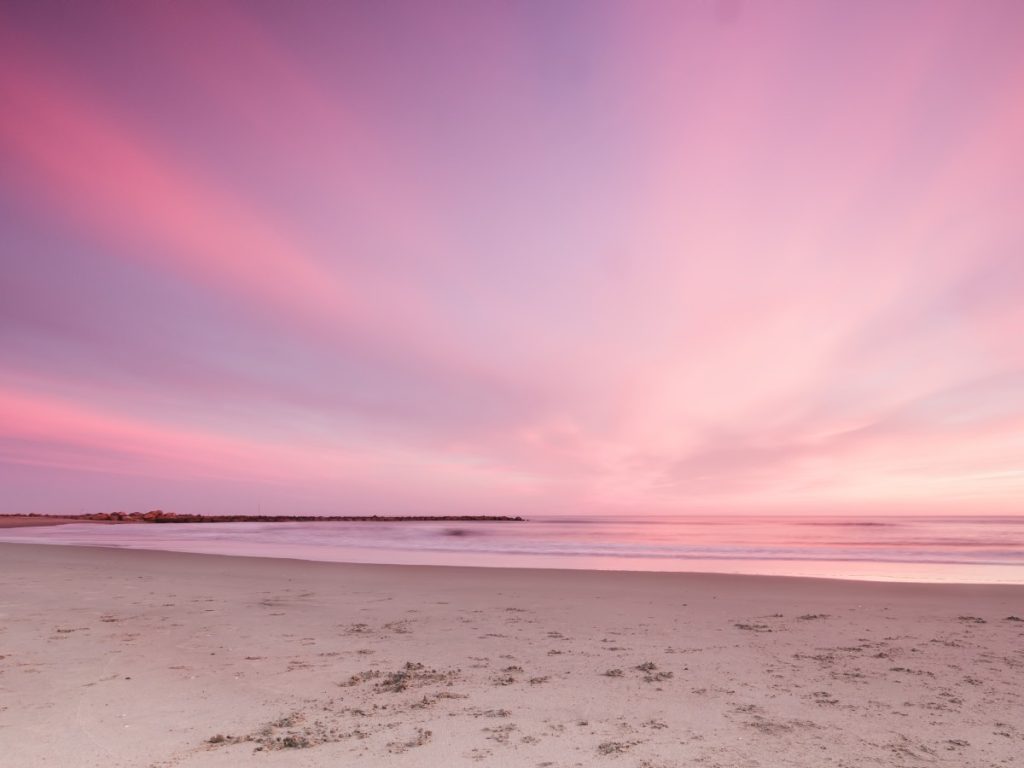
[1,543,1022,767]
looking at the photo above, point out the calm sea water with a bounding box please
[2,515,1023,584]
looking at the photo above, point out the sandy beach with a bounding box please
[0,544,1021,767]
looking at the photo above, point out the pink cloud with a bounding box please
[1,1,1023,515]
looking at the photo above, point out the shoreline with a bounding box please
[0,518,528,528]
[0,536,1021,586]
[0,516,112,528]
[8,540,1024,614]
[3,541,1024,606]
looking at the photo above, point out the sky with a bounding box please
[1,0,1023,517]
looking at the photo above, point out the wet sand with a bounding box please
[1,543,1022,767]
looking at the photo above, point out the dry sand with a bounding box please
[1,543,1022,767]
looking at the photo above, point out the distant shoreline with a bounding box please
[0,512,525,528]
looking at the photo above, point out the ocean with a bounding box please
[2,515,1022,584]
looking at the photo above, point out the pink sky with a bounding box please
[1,1,1023,516]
